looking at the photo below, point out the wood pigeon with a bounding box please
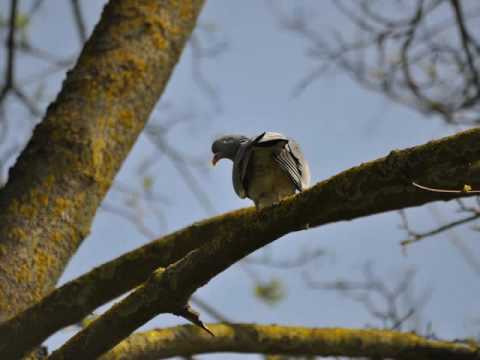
[211,132,310,209]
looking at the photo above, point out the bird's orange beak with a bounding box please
[212,153,223,166]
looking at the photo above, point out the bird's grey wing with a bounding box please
[233,132,286,197]
[232,132,286,198]
[254,131,289,146]
[287,139,311,189]
[232,141,253,198]
[272,139,310,191]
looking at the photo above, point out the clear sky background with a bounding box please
[1,1,479,359]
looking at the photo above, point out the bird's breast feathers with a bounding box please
[246,147,296,202]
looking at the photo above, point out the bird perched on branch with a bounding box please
[211,132,310,209]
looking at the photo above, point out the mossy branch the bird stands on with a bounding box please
[3,127,476,359]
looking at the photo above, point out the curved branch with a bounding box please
[450,0,480,89]
[0,0,205,321]
[99,323,480,360]
[2,127,480,359]
[48,128,480,359]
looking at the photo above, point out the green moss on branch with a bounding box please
[3,127,480,359]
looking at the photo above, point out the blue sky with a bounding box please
[1,1,479,358]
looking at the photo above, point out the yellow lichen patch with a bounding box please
[0,0,205,324]
[17,202,38,219]
[15,263,33,284]
[30,249,60,300]
[8,227,28,241]
[39,194,49,207]
[54,197,70,214]
[49,192,87,226]
[72,192,87,212]
[117,109,136,131]
[151,30,169,50]
[35,249,56,272]
[92,137,106,171]
[42,174,56,190]
[179,1,197,22]
[51,231,64,244]
[7,179,58,221]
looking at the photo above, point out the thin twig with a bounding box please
[400,213,479,246]
[190,296,233,323]
[450,0,480,88]
[412,181,480,193]
[5,0,18,89]
[70,0,88,44]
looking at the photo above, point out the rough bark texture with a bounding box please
[0,219,212,359]
[47,128,480,359]
[0,0,204,321]
[100,323,480,360]
[2,127,480,359]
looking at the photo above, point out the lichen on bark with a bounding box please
[0,0,205,322]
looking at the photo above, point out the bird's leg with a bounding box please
[255,193,278,210]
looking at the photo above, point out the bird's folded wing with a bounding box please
[274,139,310,191]
[232,141,252,198]
[273,144,304,191]
[254,132,289,146]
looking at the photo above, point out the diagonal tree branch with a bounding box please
[4,0,18,90]
[99,323,480,360]
[0,0,205,322]
[47,127,480,359]
[2,127,480,359]
[70,0,88,45]
[0,0,18,103]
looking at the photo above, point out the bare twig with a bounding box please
[100,201,157,239]
[13,87,42,117]
[305,264,430,331]
[400,211,480,246]
[0,0,19,103]
[4,0,18,89]
[271,0,480,125]
[244,247,325,269]
[145,126,216,215]
[412,181,480,194]
[429,205,480,275]
[450,0,480,89]
[191,295,233,323]
[70,0,87,44]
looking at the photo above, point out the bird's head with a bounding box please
[211,134,248,166]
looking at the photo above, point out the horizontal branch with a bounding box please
[48,128,480,359]
[100,323,479,360]
[3,127,480,359]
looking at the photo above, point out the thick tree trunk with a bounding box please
[0,0,204,321]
